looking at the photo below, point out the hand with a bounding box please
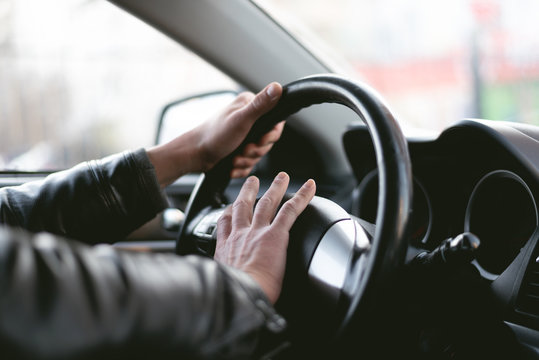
[195,83,284,178]
[214,172,316,304]
[147,83,284,188]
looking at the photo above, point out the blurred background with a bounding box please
[1,0,538,171]
[259,0,539,130]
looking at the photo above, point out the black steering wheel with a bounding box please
[176,74,412,354]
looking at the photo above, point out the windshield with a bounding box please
[255,0,539,132]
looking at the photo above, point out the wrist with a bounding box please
[189,125,216,173]
[147,130,205,188]
[245,269,280,304]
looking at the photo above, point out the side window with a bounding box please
[0,0,237,171]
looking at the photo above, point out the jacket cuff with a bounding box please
[125,148,169,213]
[225,266,287,333]
[202,264,287,358]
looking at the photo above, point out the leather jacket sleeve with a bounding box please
[0,149,169,244]
[0,228,285,359]
[0,150,286,358]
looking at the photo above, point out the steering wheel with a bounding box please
[176,74,412,354]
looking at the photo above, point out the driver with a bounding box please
[0,82,316,359]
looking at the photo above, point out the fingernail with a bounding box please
[303,179,315,189]
[266,83,280,101]
[275,171,287,181]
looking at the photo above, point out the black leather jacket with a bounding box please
[0,150,285,359]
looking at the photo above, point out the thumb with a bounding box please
[240,82,282,120]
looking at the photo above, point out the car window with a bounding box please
[0,0,237,171]
[255,0,539,132]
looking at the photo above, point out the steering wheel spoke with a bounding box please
[182,205,225,256]
[308,218,370,304]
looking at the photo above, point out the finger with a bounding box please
[273,179,316,231]
[232,155,259,170]
[232,176,259,229]
[257,121,284,146]
[216,205,233,244]
[252,172,289,227]
[238,82,282,120]
[238,120,283,161]
[241,143,273,159]
[230,168,253,179]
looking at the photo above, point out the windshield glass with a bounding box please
[255,0,539,132]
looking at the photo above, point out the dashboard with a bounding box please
[343,119,539,335]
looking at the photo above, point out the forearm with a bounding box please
[0,149,167,243]
[0,228,284,359]
[146,129,206,188]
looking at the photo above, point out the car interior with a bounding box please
[1,0,538,358]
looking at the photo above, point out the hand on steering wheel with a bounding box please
[214,172,316,304]
[147,82,284,188]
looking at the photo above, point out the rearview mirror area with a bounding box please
[156,91,238,145]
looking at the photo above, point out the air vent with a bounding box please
[517,245,539,317]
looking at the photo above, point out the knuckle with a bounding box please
[257,195,274,209]
[249,94,266,114]
[232,198,249,210]
[235,169,251,178]
[243,169,253,176]
[217,212,232,226]
[249,147,264,158]
[236,92,254,104]
[295,189,309,201]
[242,144,258,157]
[256,146,269,156]
[238,161,256,170]
[221,205,233,217]
[297,184,314,199]
[233,157,248,168]
[280,200,299,217]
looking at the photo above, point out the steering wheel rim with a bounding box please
[177,73,412,344]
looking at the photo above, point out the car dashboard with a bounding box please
[343,119,539,350]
